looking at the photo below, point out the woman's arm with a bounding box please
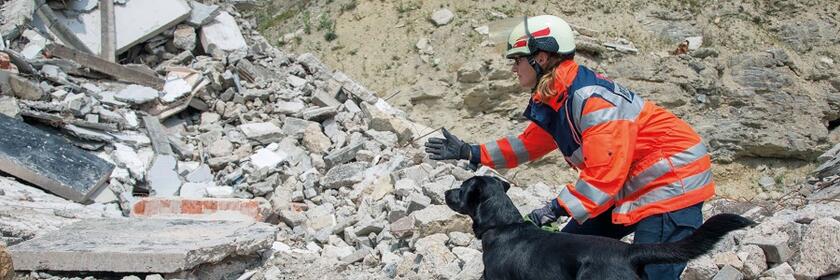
[470,122,557,169]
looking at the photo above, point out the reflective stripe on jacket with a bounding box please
[471,60,715,225]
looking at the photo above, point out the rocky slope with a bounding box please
[256,0,840,195]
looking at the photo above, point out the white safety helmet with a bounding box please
[506,15,575,59]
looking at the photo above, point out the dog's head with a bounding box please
[445,176,522,238]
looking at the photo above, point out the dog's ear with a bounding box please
[500,179,511,192]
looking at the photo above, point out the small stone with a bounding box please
[321,162,367,189]
[206,186,234,198]
[738,245,767,279]
[407,192,431,213]
[9,74,44,100]
[303,124,331,154]
[239,122,283,144]
[274,100,306,115]
[341,248,370,264]
[186,164,213,183]
[179,182,209,198]
[161,77,192,103]
[761,262,795,280]
[0,96,19,118]
[208,139,233,158]
[685,36,703,50]
[712,265,744,280]
[249,148,288,169]
[792,217,840,279]
[287,75,307,88]
[431,9,455,26]
[448,232,472,247]
[683,255,719,280]
[302,106,337,121]
[758,176,776,189]
[173,25,197,51]
[411,205,470,237]
[324,142,364,168]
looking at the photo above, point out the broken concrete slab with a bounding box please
[132,197,267,222]
[114,85,159,105]
[8,218,277,273]
[200,11,247,55]
[63,124,114,142]
[187,1,221,27]
[0,176,108,245]
[0,114,114,203]
[50,0,192,55]
[147,155,182,197]
[161,77,192,103]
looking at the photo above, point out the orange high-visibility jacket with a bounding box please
[469,60,715,225]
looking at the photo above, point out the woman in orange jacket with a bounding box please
[425,15,715,280]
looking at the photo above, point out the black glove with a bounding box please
[527,199,568,227]
[424,128,471,161]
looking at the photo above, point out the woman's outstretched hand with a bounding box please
[424,128,471,161]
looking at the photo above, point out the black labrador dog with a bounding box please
[444,176,754,280]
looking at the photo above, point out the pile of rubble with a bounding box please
[0,1,838,280]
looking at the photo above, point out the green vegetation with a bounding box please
[302,11,312,34]
[395,1,420,14]
[256,5,297,32]
[341,0,357,12]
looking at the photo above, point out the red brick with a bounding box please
[131,197,267,221]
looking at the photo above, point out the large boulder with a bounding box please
[792,218,840,279]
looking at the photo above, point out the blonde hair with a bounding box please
[534,53,574,102]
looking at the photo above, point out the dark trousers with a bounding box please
[560,203,703,280]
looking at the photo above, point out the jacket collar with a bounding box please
[531,60,579,111]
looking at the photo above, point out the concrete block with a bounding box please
[0,114,114,203]
[52,0,191,55]
[131,197,266,221]
[199,11,247,54]
[8,218,276,273]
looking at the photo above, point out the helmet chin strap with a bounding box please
[523,16,544,92]
[527,56,544,92]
